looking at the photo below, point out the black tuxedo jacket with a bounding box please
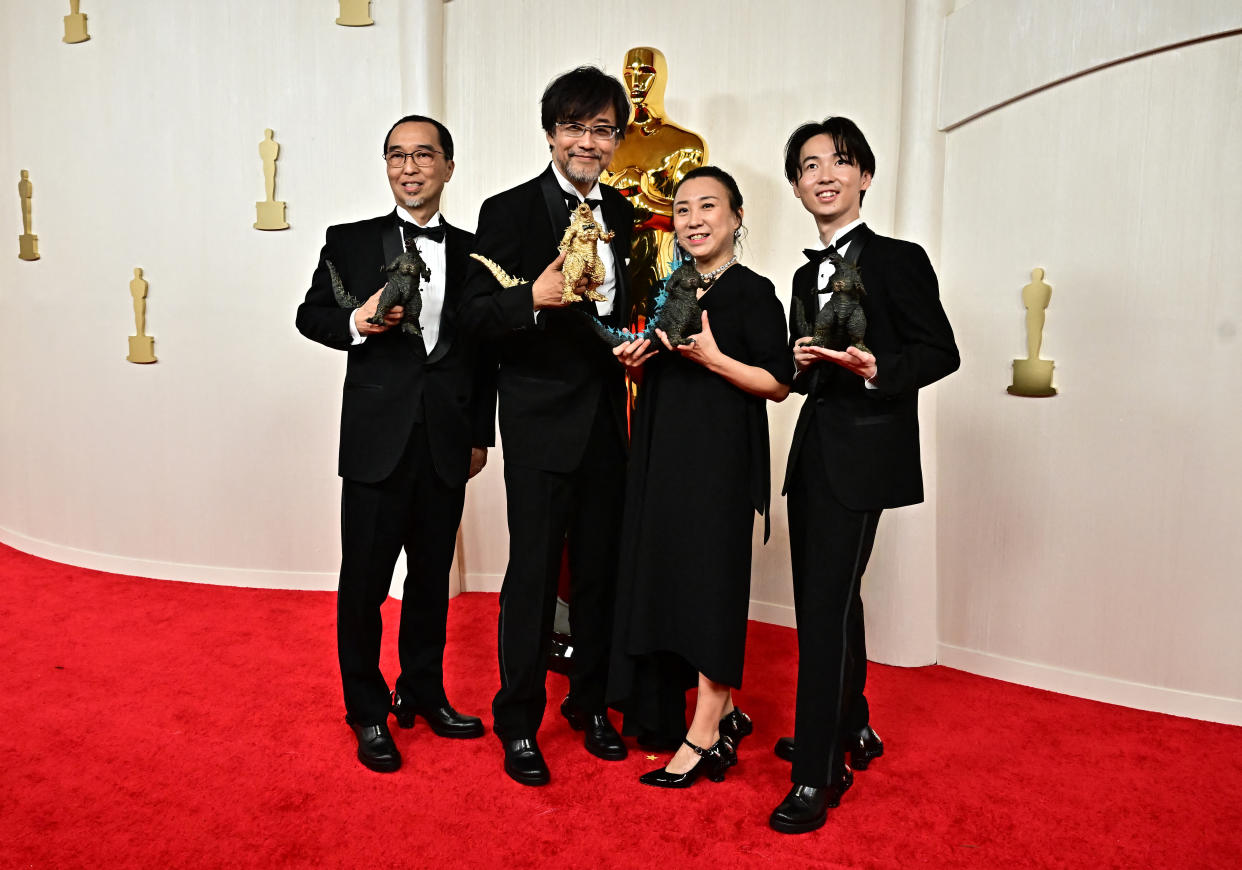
[461,166,634,472]
[295,210,496,487]
[784,225,959,511]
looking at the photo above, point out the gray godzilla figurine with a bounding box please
[585,261,706,348]
[326,249,431,337]
[791,251,869,352]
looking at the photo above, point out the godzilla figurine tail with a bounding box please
[469,254,524,288]
[326,259,362,309]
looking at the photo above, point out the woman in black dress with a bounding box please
[607,166,791,787]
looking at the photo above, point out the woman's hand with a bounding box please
[658,310,721,368]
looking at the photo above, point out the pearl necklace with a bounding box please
[696,255,737,285]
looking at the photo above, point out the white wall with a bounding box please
[935,1,1242,723]
[0,0,444,588]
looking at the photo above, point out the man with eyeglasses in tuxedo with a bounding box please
[296,115,494,773]
[461,66,634,786]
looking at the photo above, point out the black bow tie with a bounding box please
[805,225,864,263]
[803,244,840,265]
[402,222,447,246]
[564,193,603,213]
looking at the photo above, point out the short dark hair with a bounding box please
[383,114,454,161]
[783,116,875,204]
[540,66,630,140]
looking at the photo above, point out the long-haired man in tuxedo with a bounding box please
[461,66,634,786]
[296,115,494,773]
[770,117,959,833]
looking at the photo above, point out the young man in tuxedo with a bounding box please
[461,66,634,786]
[769,117,959,833]
[296,115,494,773]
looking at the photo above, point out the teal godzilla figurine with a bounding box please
[791,251,868,352]
[586,261,705,348]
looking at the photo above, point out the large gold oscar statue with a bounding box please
[600,47,707,328]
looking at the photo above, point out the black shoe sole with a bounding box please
[769,812,827,834]
[503,762,550,786]
[356,751,401,773]
[584,739,628,761]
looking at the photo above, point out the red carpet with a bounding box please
[2,541,1240,869]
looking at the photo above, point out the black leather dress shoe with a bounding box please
[346,716,401,773]
[560,696,627,760]
[501,736,550,786]
[390,692,484,739]
[773,726,883,769]
[844,725,884,770]
[769,769,854,834]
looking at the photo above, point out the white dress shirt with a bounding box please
[348,209,448,350]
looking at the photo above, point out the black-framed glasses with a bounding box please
[555,122,621,141]
[385,148,443,168]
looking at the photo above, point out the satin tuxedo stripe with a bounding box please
[781,224,957,788]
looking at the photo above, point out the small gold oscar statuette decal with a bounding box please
[254,128,289,230]
[1008,267,1057,397]
[336,0,374,26]
[63,0,90,44]
[17,170,40,261]
[127,268,157,363]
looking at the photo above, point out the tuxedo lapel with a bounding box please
[538,168,572,245]
[842,223,872,267]
[380,209,403,267]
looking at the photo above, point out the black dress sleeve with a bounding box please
[742,274,794,385]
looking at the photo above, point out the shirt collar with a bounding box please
[550,161,603,203]
[814,218,865,253]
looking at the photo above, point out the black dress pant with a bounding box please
[787,423,881,787]
[337,422,466,726]
[492,397,625,738]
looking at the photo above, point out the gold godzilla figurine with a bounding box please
[558,203,613,303]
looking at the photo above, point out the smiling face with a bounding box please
[673,175,742,273]
[547,105,619,194]
[385,121,454,219]
[791,132,871,237]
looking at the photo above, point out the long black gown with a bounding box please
[606,264,792,738]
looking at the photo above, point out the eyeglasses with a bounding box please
[385,148,443,169]
[555,122,621,141]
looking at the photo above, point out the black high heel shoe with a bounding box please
[718,708,753,767]
[638,738,727,788]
